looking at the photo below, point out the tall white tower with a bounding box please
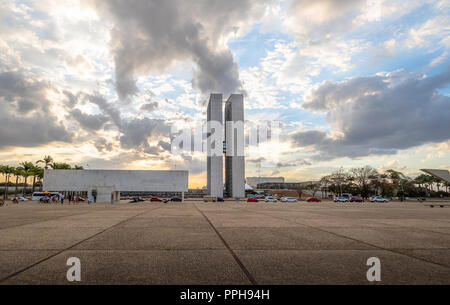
[225,94,245,198]
[206,94,224,198]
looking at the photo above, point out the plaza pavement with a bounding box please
[0,200,449,285]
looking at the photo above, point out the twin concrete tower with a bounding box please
[207,94,245,199]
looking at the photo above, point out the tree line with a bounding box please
[316,166,449,199]
[0,156,84,199]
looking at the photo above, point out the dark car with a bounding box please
[306,197,321,202]
[217,197,224,202]
[130,197,144,203]
[170,197,182,202]
[40,196,51,203]
[350,196,364,202]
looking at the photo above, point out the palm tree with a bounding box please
[34,167,44,191]
[72,165,84,170]
[0,165,5,199]
[50,162,71,170]
[30,164,43,195]
[2,165,14,199]
[36,155,54,170]
[13,167,24,197]
[19,162,34,197]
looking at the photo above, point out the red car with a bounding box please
[350,196,364,202]
[247,198,259,202]
[306,197,321,202]
[150,197,162,202]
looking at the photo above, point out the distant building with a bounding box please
[246,177,285,189]
[207,94,224,198]
[225,94,245,198]
[256,181,319,190]
[44,170,188,202]
[206,93,246,199]
[421,169,450,183]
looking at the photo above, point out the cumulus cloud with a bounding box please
[140,102,159,112]
[292,67,450,160]
[0,71,72,148]
[84,94,171,150]
[287,0,366,38]
[70,109,109,131]
[88,0,268,100]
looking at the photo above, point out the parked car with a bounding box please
[10,196,28,202]
[350,196,364,202]
[281,197,298,202]
[371,196,389,202]
[130,197,145,203]
[265,196,278,202]
[40,196,51,203]
[247,198,259,202]
[334,196,349,202]
[254,194,266,199]
[150,197,162,202]
[217,197,224,202]
[170,197,182,202]
[306,197,321,202]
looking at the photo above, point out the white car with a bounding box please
[10,196,28,202]
[371,196,389,202]
[265,196,278,202]
[334,196,349,202]
[281,197,298,202]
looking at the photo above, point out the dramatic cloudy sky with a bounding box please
[1,0,449,187]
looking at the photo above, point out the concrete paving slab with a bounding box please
[120,216,210,228]
[395,250,450,267]
[217,227,375,250]
[203,213,299,228]
[0,250,57,280]
[73,227,226,250]
[2,250,250,285]
[372,219,450,228]
[235,250,450,285]
[322,227,450,249]
[0,227,104,250]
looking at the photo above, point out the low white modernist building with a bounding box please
[43,170,189,203]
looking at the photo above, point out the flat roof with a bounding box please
[421,169,450,183]
[43,169,189,192]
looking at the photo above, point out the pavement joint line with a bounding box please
[0,203,145,230]
[0,210,108,231]
[231,205,450,270]
[274,210,450,237]
[193,203,258,285]
[0,205,162,284]
[240,204,450,236]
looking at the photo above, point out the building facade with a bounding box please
[225,94,245,198]
[206,93,245,199]
[246,177,285,189]
[44,170,189,203]
[206,94,224,198]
